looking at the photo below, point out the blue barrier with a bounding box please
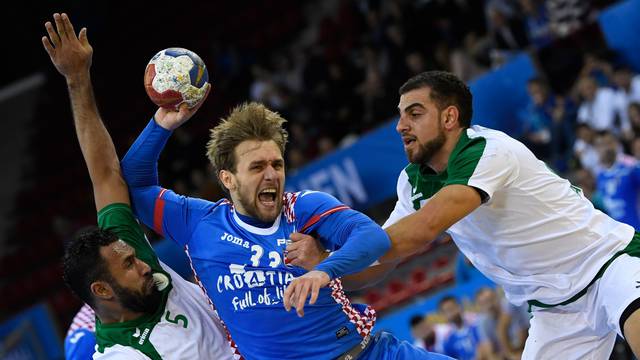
[598,0,640,72]
[0,303,63,359]
[286,120,407,210]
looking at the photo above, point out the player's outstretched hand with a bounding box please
[42,13,92,82]
[283,270,330,317]
[285,232,328,271]
[154,83,211,131]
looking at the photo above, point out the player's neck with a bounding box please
[428,129,463,174]
[96,303,146,324]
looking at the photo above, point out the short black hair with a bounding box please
[438,295,458,308]
[410,314,424,327]
[63,227,119,307]
[399,71,473,128]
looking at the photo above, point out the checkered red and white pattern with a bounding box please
[66,303,96,336]
[329,279,376,338]
[282,191,299,224]
[184,244,244,360]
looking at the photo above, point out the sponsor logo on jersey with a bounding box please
[221,232,250,248]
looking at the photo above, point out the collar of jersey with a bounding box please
[232,209,281,235]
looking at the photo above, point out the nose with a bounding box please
[137,258,151,276]
[396,115,409,134]
[264,164,277,181]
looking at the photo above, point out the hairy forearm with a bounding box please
[67,74,122,187]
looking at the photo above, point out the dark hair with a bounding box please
[410,315,424,327]
[63,227,119,307]
[399,71,473,128]
[438,295,458,308]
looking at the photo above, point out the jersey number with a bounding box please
[165,311,188,328]
[250,244,282,268]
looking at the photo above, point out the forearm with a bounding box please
[340,261,398,291]
[121,118,172,188]
[67,73,129,210]
[67,74,120,186]
[314,220,391,279]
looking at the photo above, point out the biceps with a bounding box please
[94,172,130,212]
[420,184,482,234]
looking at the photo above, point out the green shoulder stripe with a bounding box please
[444,130,487,187]
[97,203,162,272]
[404,163,448,210]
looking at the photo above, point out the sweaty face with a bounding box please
[229,140,285,223]
[100,240,162,313]
[397,87,447,165]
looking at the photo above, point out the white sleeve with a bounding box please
[382,169,416,229]
[93,345,150,360]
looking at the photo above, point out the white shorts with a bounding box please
[522,253,640,360]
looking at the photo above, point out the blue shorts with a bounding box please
[360,331,453,359]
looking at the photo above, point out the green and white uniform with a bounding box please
[385,126,640,359]
[93,203,233,360]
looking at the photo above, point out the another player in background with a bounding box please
[120,97,451,357]
[65,304,96,360]
[379,71,640,359]
[42,13,232,359]
[595,131,640,230]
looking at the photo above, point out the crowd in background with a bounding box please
[4,1,639,356]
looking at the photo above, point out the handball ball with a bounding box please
[144,48,209,109]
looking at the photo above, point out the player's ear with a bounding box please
[91,281,113,301]
[219,170,235,191]
[442,106,459,130]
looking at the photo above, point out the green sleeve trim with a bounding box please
[97,203,162,272]
[444,132,487,187]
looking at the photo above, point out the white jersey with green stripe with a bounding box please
[93,203,234,360]
[384,125,635,306]
[94,261,234,360]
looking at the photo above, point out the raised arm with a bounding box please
[42,13,127,211]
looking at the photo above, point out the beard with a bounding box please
[111,274,163,314]
[235,180,282,223]
[407,126,446,165]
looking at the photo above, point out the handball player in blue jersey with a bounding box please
[121,99,451,359]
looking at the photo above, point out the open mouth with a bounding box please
[258,187,277,207]
[402,136,416,146]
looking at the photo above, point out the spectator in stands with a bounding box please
[573,123,600,174]
[576,75,623,133]
[613,67,640,143]
[520,77,575,168]
[519,0,553,48]
[476,287,530,360]
[628,102,640,140]
[439,296,481,360]
[595,131,640,230]
[486,1,529,66]
[411,314,452,354]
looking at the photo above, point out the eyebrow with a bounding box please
[399,103,425,113]
[122,254,136,267]
[249,159,284,166]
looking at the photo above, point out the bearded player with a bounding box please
[43,13,233,359]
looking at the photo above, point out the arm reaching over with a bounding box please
[42,13,127,211]
[285,233,398,291]
[381,184,481,262]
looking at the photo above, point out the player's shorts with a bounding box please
[357,331,453,359]
[523,250,640,360]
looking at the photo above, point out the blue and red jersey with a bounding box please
[121,119,391,359]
